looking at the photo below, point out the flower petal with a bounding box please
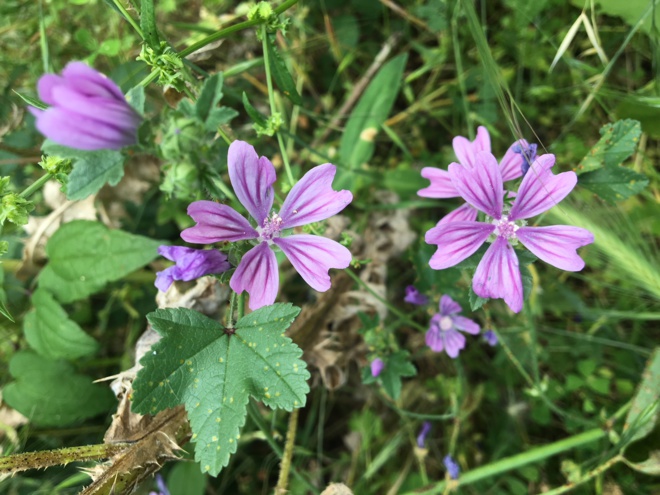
[51,85,140,128]
[453,316,480,335]
[437,203,478,226]
[425,323,444,353]
[155,266,176,292]
[448,151,503,218]
[499,139,528,182]
[273,234,351,292]
[439,295,462,315]
[61,61,126,101]
[517,225,594,271]
[230,242,279,310]
[452,126,491,168]
[228,141,275,225]
[158,245,190,261]
[181,201,257,243]
[37,74,64,105]
[509,154,576,220]
[425,221,495,270]
[472,237,523,313]
[443,329,466,358]
[418,167,459,198]
[279,164,352,229]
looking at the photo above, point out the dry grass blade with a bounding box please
[549,13,584,72]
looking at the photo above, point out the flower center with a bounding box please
[258,212,283,243]
[492,215,519,240]
[512,142,538,176]
[439,316,453,331]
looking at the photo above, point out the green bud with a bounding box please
[160,161,200,200]
[254,113,283,137]
[0,194,34,227]
[137,42,185,89]
[39,155,72,175]
[247,2,273,21]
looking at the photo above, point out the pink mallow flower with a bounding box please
[155,246,230,292]
[181,140,353,310]
[418,126,534,225]
[426,295,480,358]
[425,151,594,313]
[28,62,141,150]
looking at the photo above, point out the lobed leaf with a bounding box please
[576,119,641,174]
[578,166,648,204]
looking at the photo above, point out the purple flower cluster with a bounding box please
[29,62,141,150]
[182,141,352,310]
[426,295,480,358]
[421,128,594,313]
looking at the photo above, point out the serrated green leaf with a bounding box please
[132,304,309,475]
[196,73,224,123]
[242,92,268,127]
[338,53,408,172]
[38,264,105,303]
[24,289,98,359]
[46,220,161,290]
[140,0,160,51]
[623,348,660,444]
[576,120,641,174]
[13,90,47,110]
[204,107,239,132]
[3,351,114,427]
[42,141,125,200]
[362,351,416,399]
[126,86,145,115]
[579,166,648,203]
[266,34,302,106]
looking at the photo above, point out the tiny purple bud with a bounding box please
[370,358,385,377]
[512,142,538,176]
[443,454,460,480]
[483,330,498,346]
[404,285,429,306]
[416,421,432,448]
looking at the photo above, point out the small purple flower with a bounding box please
[149,474,171,495]
[28,62,141,150]
[182,141,352,310]
[513,142,538,176]
[417,421,432,448]
[425,152,594,313]
[483,330,498,346]
[370,358,385,377]
[443,454,460,480]
[418,126,531,224]
[404,285,429,306]
[155,245,230,292]
[426,295,480,358]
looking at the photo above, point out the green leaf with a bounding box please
[0,299,13,322]
[42,141,125,200]
[468,286,488,311]
[3,351,114,427]
[362,350,416,399]
[46,220,161,291]
[265,33,302,105]
[125,86,145,115]
[196,73,224,123]
[623,347,660,444]
[24,289,98,360]
[204,107,239,132]
[576,120,641,174]
[140,0,161,52]
[579,166,648,204]
[242,92,268,127]
[381,169,428,196]
[167,461,207,495]
[338,53,408,173]
[132,304,310,475]
[38,264,105,303]
[625,451,660,475]
[12,90,47,110]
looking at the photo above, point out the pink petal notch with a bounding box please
[439,295,462,315]
[181,201,258,243]
[452,126,491,169]
[472,237,523,313]
[509,154,576,221]
[273,235,352,292]
[230,242,279,310]
[418,167,459,198]
[279,164,352,229]
[228,141,276,225]
[516,225,594,271]
[425,221,495,270]
[448,151,503,219]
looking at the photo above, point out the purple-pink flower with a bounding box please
[370,358,385,377]
[404,285,429,306]
[443,454,460,480]
[425,151,594,313]
[426,295,480,358]
[155,245,230,292]
[29,62,141,150]
[417,126,533,225]
[182,140,352,310]
[417,421,432,448]
[483,330,498,346]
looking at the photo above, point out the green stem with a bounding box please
[403,428,607,495]
[111,0,144,38]
[523,303,541,386]
[261,25,295,187]
[19,172,53,199]
[236,292,245,320]
[137,71,159,88]
[179,0,300,59]
[541,455,623,495]
[275,408,300,495]
[344,268,428,333]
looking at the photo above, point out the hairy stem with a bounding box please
[275,407,300,495]
[111,0,144,38]
[19,171,53,199]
